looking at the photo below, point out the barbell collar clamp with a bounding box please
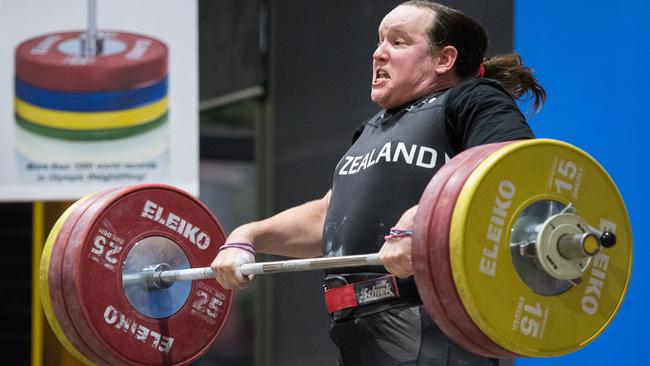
[142,263,174,289]
[599,230,617,248]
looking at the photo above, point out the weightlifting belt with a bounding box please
[324,273,422,321]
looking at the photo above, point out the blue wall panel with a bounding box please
[515,0,649,364]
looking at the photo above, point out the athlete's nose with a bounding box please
[373,41,388,64]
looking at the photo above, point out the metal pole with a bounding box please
[162,253,380,280]
[122,253,381,287]
[83,0,100,56]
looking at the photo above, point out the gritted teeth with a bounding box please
[376,69,390,80]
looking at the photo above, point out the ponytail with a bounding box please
[482,53,546,113]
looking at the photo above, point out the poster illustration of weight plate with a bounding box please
[0,0,198,201]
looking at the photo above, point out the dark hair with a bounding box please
[401,0,546,112]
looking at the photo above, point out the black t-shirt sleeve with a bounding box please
[445,79,534,150]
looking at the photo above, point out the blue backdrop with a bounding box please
[515,0,649,364]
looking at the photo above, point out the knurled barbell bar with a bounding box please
[40,139,633,365]
[122,253,381,289]
[122,222,615,290]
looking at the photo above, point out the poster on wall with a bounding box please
[0,0,198,201]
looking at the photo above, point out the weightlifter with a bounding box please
[212,1,546,365]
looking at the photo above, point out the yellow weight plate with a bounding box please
[449,139,632,356]
[15,96,168,130]
[40,194,97,365]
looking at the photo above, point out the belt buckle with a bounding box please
[323,275,353,320]
[324,274,348,290]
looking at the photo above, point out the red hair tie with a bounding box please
[478,64,485,78]
[477,64,485,78]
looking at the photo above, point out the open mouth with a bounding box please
[374,69,390,84]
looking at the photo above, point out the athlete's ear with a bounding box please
[435,45,458,74]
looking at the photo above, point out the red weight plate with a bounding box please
[413,144,502,357]
[44,193,104,364]
[61,184,231,366]
[420,143,515,357]
[47,189,124,365]
[426,142,519,357]
[16,31,167,92]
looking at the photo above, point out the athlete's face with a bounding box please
[371,5,438,108]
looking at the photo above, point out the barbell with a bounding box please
[39,139,633,365]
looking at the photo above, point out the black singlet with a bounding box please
[322,78,534,270]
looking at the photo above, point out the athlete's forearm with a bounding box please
[228,191,331,258]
